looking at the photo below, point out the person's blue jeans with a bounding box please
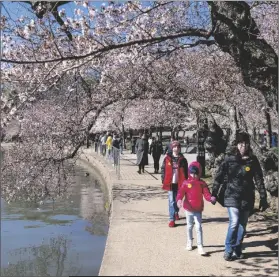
[225,207,250,255]
[168,189,179,221]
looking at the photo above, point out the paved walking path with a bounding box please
[82,149,278,276]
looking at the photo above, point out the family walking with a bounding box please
[161,132,269,260]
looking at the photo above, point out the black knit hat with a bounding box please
[236,132,250,144]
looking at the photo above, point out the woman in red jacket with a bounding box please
[177,161,216,255]
[161,141,188,227]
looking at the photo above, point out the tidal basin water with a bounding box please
[1,162,109,276]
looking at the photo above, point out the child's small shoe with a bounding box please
[186,242,193,251]
[168,221,175,228]
[198,246,206,255]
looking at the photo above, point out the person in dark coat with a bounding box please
[149,136,163,174]
[112,134,120,166]
[131,137,137,154]
[94,134,99,153]
[135,134,149,174]
[211,132,269,261]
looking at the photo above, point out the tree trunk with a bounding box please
[264,109,272,148]
[228,106,239,146]
[208,1,278,111]
[253,127,257,141]
[86,126,90,148]
[175,130,179,140]
[171,127,175,139]
[122,122,126,149]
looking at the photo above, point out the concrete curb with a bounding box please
[79,149,119,276]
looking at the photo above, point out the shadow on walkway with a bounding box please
[113,184,166,204]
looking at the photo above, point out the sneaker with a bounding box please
[186,243,193,251]
[198,246,206,256]
[233,252,245,259]
[223,252,233,261]
[175,213,180,221]
[168,221,175,228]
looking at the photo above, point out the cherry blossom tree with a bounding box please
[1,1,277,203]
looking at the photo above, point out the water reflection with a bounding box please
[1,163,109,276]
[1,235,81,276]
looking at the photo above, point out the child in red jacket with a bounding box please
[161,141,188,227]
[177,161,216,255]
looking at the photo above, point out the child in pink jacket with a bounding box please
[177,161,216,255]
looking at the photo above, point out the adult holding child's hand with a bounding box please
[211,132,269,261]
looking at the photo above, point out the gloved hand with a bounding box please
[259,198,269,212]
[177,199,182,208]
[210,196,216,205]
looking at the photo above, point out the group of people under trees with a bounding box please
[134,133,191,174]
[93,129,270,261]
[93,131,124,166]
[160,132,269,260]
[134,133,173,174]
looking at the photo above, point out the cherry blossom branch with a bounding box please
[1,28,211,64]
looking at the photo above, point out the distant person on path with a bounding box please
[148,136,153,148]
[211,132,269,261]
[185,136,190,153]
[112,134,120,166]
[149,136,163,174]
[164,136,175,155]
[176,161,216,255]
[101,132,107,156]
[161,140,188,227]
[94,134,99,153]
[135,134,149,174]
[271,132,278,147]
[131,136,137,154]
[119,135,124,154]
[106,133,113,159]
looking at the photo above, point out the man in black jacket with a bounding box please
[211,132,269,261]
[149,136,163,174]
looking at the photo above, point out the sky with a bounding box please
[1,1,155,19]
[1,1,212,49]
[1,1,100,19]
